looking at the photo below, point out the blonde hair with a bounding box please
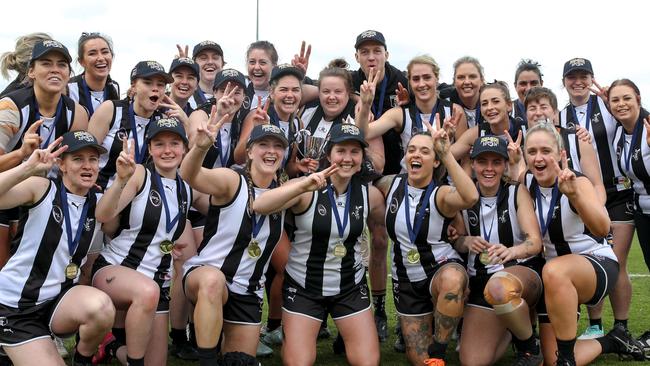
[407,55,440,80]
[524,122,564,153]
[0,32,52,80]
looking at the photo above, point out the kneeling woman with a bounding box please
[0,132,114,366]
[92,118,197,366]
[456,136,543,366]
[253,124,385,366]
[376,128,479,366]
[522,123,644,365]
[180,121,288,365]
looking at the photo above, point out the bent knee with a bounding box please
[134,281,160,311]
[437,266,468,293]
[83,291,116,326]
[484,272,523,306]
[198,269,227,300]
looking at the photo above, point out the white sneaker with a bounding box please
[53,336,69,357]
[578,325,604,340]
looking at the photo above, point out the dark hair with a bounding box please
[77,32,114,63]
[407,132,447,182]
[514,59,543,84]
[246,41,278,66]
[524,87,558,111]
[479,80,511,101]
[318,58,353,94]
[610,78,641,98]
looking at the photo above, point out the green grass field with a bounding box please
[109,238,650,365]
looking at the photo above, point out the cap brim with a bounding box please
[146,129,189,145]
[138,72,174,83]
[66,143,108,155]
[330,136,368,148]
[32,49,72,64]
[563,67,593,77]
[271,69,304,84]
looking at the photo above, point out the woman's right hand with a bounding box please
[20,119,44,159]
[465,236,490,254]
[195,106,229,150]
[25,136,66,176]
[216,82,241,117]
[116,137,136,182]
[302,163,338,192]
[251,96,271,126]
[360,67,378,107]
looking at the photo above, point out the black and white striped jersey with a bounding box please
[96,99,163,189]
[614,109,650,214]
[385,174,460,283]
[100,165,191,289]
[559,95,628,193]
[462,183,527,277]
[183,172,284,298]
[0,180,97,308]
[525,172,615,260]
[67,74,119,117]
[285,176,369,296]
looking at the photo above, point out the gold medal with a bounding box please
[160,239,175,254]
[406,249,420,264]
[247,239,261,259]
[622,177,632,190]
[479,250,491,265]
[65,262,79,280]
[333,241,347,258]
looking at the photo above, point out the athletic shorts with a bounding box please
[392,259,465,316]
[467,256,544,309]
[188,210,206,229]
[282,274,371,321]
[183,265,263,325]
[606,189,634,223]
[0,208,19,227]
[537,254,618,323]
[0,287,72,346]
[92,255,170,313]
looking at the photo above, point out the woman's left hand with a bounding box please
[291,41,311,76]
[554,150,578,196]
[296,158,319,174]
[160,95,190,128]
[487,243,516,263]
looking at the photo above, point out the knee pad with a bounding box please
[484,271,523,311]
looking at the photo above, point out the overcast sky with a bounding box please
[1,0,648,108]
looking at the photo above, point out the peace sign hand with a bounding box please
[195,105,229,150]
[20,119,44,159]
[160,95,189,127]
[116,137,136,182]
[553,150,578,196]
[251,96,271,126]
[395,82,409,106]
[303,163,338,192]
[431,123,451,157]
[291,41,312,75]
[590,79,609,103]
[505,129,522,165]
[175,44,189,59]
[360,67,378,107]
[25,136,66,176]
[216,82,240,116]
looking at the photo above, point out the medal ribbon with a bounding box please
[128,102,156,163]
[478,185,501,242]
[80,75,108,116]
[414,100,438,132]
[249,179,276,240]
[371,75,388,119]
[34,97,63,148]
[214,129,230,167]
[571,97,593,131]
[59,181,90,259]
[327,183,351,240]
[624,118,642,172]
[152,169,185,235]
[404,178,436,244]
[535,180,560,237]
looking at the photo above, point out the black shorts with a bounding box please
[0,208,19,227]
[606,189,634,222]
[282,274,371,321]
[467,256,545,309]
[537,254,618,323]
[92,255,170,313]
[392,259,465,316]
[0,287,72,346]
[188,210,206,229]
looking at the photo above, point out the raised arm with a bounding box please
[0,119,43,172]
[576,137,606,205]
[87,100,115,143]
[355,68,402,140]
[70,103,89,131]
[233,96,269,164]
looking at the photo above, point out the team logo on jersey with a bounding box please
[552,205,559,219]
[468,211,478,227]
[0,317,7,326]
[634,148,641,161]
[591,113,601,124]
[389,197,398,214]
[616,146,622,159]
[149,190,162,207]
[117,128,128,141]
[317,204,327,216]
[84,218,94,232]
[359,283,368,299]
[352,205,363,220]
[389,95,398,108]
[499,209,508,224]
[242,95,251,109]
[52,205,63,224]
[566,122,576,130]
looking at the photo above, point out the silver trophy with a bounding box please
[295,129,329,173]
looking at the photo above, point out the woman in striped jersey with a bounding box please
[456,136,543,366]
[179,121,288,365]
[376,126,479,366]
[67,32,119,117]
[91,118,199,366]
[0,132,114,366]
[520,123,643,365]
[253,123,385,366]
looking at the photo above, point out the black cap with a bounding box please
[470,136,509,160]
[213,68,246,91]
[60,131,107,155]
[563,58,593,77]
[169,57,200,80]
[270,64,304,84]
[328,124,368,148]
[192,40,224,59]
[130,61,173,83]
[145,118,188,145]
[354,30,386,49]
[30,40,72,64]
[247,124,289,148]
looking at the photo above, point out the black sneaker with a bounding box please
[637,330,650,360]
[170,342,199,361]
[318,325,331,340]
[607,324,645,361]
[374,313,388,342]
[332,333,346,355]
[554,355,576,366]
[513,350,543,366]
[393,324,405,353]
